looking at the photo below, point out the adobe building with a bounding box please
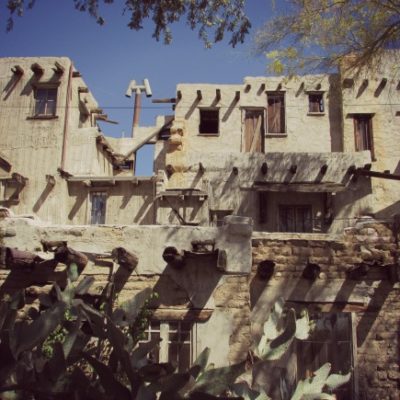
[0,54,399,399]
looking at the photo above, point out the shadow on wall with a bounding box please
[374,200,400,222]
[68,183,87,222]
[33,182,55,213]
[328,74,344,153]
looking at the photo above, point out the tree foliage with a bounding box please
[5,0,251,47]
[255,0,400,74]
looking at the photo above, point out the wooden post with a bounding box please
[54,244,88,269]
[111,247,138,271]
[5,247,44,270]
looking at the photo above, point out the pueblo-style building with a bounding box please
[0,55,400,399]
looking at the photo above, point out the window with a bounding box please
[353,114,375,160]
[267,93,285,134]
[199,109,219,134]
[279,205,312,232]
[296,313,354,400]
[90,192,107,224]
[139,321,194,372]
[119,160,134,170]
[243,109,264,152]
[34,87,57,117]
[308,93,324,113]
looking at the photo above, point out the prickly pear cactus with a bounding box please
[290,362,351,400]
[254,299,313,361]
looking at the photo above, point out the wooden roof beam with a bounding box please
[31,63,44,75]
[197,90,202,100]
[215,89,221,102]
[53,62,65,75]
[11,65,24,75]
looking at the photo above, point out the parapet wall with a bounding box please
[0,216,398,398]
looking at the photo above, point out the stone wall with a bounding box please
[251,221,400,400]
[0,216,399,398]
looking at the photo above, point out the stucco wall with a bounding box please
[341,51,400,221]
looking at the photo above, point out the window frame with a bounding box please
[32,84,59,119]
[266,91,286,135]
[353,114,375,161]
[199,108,220,135]
[138,320,196,372]
[295,312,356,400]
[307,91,325,114]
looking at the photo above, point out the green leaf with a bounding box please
[295,310,311,340]
[75,276,95,295]
[259,309,296,361]
[325,371,351,390]
[82,353,131,400]
[67,262,79,282]
[130,338,161,368]
[112,287,153,325]
[189,347,210,378]
[192,361,246,395]
[12,301,67,357]
[148,372,192,393]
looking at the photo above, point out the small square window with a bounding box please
[34,87,57,117]
[138,321,194,372]
[308,93,324,113]
[199,109,219,134]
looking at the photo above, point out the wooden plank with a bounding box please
[151,308,213,321]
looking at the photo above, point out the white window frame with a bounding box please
[140,321,197,371]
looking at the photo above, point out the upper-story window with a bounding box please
[199,109,219,134]
[243,109,265,152]
[353,114,375,160]
[267,92,285,134]
[34,87,57,117]
[90,191,107,224]
[308,92,324,113]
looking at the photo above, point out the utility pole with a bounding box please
[125,79,152,138]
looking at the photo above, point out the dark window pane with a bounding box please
[34,88,57,116]
[199,109,219,134]
[309,94,324,113]
[91,192,107,224]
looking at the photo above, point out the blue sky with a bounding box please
[0,0,282,174]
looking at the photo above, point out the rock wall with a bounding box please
[0,216,399,398]
[251,221,400,400]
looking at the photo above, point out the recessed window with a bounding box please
[296,313,354,399]
[34,87,57,117]
[308,93,324,113]
[90,192,107,224]
[353,114,375,160]
[138,321,194,372]
[199,109,219,134]
[279,205,312,232]
[119,160,134,170]
[267,93,285,134]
